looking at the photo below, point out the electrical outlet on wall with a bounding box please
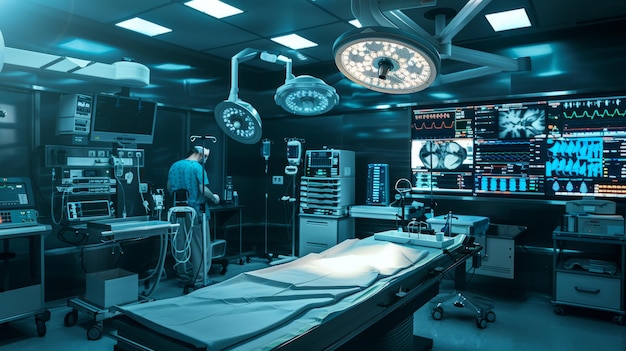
[272,176,284,185]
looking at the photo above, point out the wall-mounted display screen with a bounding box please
[90,94,158,145]
[411,95,626,199]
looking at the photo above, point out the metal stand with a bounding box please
[271,172,298,266]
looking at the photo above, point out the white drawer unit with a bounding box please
[555,272,621,310]
[299,216,354,256]
[552,228,625,325]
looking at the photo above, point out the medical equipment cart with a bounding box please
[552,228,625,325]
[0,224,51,337]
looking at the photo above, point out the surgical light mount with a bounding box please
[333,0,530,94]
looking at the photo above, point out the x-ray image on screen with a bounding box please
[411,138,473,171]
[498,107,546,139]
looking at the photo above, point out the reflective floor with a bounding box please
[1,261,624,351]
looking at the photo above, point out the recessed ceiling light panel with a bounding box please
[184,0,243,19]
[333,27,440,94]
[485,8,531,32]
[271,34,318,50]
[116,17,171,37]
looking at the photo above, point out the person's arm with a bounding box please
[199,183,220,204]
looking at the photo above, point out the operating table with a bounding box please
[112,234,479,351]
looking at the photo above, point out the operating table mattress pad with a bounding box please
[118,237,457,350]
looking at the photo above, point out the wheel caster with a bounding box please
[431,307,443,320]
[476,318,487,329]
[87,324,103,340]
[485,310,496,323]
[36,310,51,322]
[246,257,251,263]
[239,258,244,265]
[36,319,47,337]
[64,310,79,327]
[553,306,565,315]
[612,315,624,326]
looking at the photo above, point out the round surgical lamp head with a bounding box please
[275,75,339,116]
[214,100,262,144]
[333,26,440,94]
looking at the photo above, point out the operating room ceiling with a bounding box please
[1,0,626,118]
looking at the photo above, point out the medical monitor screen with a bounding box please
[0,177,35,210]
[474,139,546,196]
[497,105,546,139]
[555,97,626,137]
[90,94,157,145]
[411,138,474,193]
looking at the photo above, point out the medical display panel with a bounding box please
[411,138,474,193]
[411,95,626,199]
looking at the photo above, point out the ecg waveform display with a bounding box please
[411,108,473,139]
[555,98,626,136]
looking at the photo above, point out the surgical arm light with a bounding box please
[274,56,339,116]
[214,48,264,144]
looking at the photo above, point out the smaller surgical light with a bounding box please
[274,58,339,116]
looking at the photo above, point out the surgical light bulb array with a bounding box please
[333,27,440,94]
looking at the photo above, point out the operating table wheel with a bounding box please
[485,311,496,323]
[476,318,487,329]
[64,310,79,327]
[612,315,624,325]
[553,305,565,316]
[87,324,103,340]
[431,307,443,320]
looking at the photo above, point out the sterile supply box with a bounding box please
[85,268,138,308]
[427,215,490,236]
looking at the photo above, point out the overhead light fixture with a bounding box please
[485,8,531,32]
[333,26,440,94]
[274,57,339,116]
[334,0,530,94]
[271,34,318,50]
[214,48,263,144]
[184,0,243,19]
[115,17,171,37]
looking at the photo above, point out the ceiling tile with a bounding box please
[142,4,261,51]
[26,0,171,23]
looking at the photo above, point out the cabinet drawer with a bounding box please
[555,272,621,310]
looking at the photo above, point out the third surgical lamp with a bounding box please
[215,48,339,144]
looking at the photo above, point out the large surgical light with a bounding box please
[214,48,262,144]
[333,26,440,94]
[333,0,530,94]
[274,56,339,116]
